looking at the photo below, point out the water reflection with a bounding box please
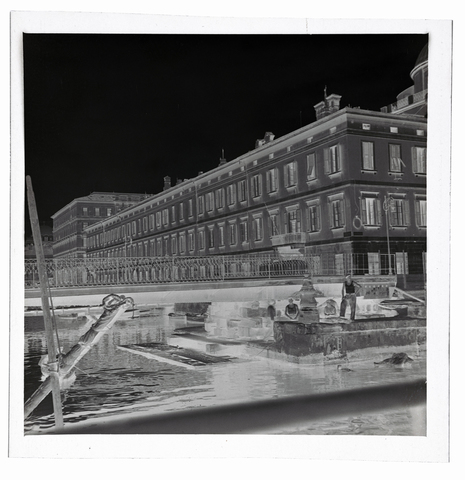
[24,314,426,435]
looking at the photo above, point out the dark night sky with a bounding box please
[23,33,428,230]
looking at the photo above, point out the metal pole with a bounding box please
[422,251,427,301]
[384,195,393,275]
[403,250,407,288]
[26,176,64,428]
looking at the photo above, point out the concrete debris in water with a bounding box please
[374,352,414,366]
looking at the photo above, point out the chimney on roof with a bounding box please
[314,88,342,120]
[163,176,171,191]
[219,149,227,166]
[255,132,275,148]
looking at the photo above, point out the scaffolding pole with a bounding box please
[26,176,64,428]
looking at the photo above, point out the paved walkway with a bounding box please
[24,278,305,308]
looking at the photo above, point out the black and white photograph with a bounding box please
[8,9,453,463]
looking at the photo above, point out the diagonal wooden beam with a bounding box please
[26,176,64,428]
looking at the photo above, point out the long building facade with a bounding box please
[51,192,153,258]
[79,43,427,280]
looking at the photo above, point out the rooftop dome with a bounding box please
[409,43,428,82]
[414,43,428,69]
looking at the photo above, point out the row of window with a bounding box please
[312,251,410,276]
[359,194,426,227]
[87,245,413,280]
[81,206,113,217]
[81,143,426,243]
[86,194,426,252]
[362,143,426,174]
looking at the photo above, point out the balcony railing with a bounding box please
[24,253,402,289]
[270,232,307,247]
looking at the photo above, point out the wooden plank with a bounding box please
[118,343,233,369]
[26,176,64,428]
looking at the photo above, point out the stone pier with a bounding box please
[270,317,426,363]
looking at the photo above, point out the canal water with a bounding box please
[24,312,426,435]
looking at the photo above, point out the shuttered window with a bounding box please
[162,210,168,225]
[362,142,375,170]
[412,146,427,174]
[284,162,297,187]
[415,198,427,226]
[269,213,280,236]
[206,192,214,212]
[198,230,205,249]
[229,224,237,245]
[252,174,262,198]
[188,232,195,251]
[389,198,410,226]
[198,196,204,215]
[266,168,278,192]
[284,209,301,233]
[307,153,316,180]
[307,205,320,232]
[179,234,185,253]
[329,198,345,228]
[240,222,248,242]
[216,189,224,208]
[361,195,382,226]
[253,216,263,240]
[218,225,225,246]
[238,180,247,202]
[389,144,403,172]
[227,184,237,205]
[324,144,342,174]
[208,227,215,248]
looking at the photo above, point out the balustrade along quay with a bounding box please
[25,253,399,290]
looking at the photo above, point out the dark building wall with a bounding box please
[84,108,426,269]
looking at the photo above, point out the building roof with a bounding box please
[51,191,152,218]
[73,192,151,202]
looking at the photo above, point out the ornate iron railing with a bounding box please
[24,253,399,289]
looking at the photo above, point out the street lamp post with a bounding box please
[383,195,394,275]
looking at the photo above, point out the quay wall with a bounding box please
[24,275,397,309]
[271,319,426,362]
[24,279,304,309]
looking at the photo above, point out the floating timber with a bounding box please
[117,342,233,370]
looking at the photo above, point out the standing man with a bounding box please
[340,274,362,321]
[267,300,276,321]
